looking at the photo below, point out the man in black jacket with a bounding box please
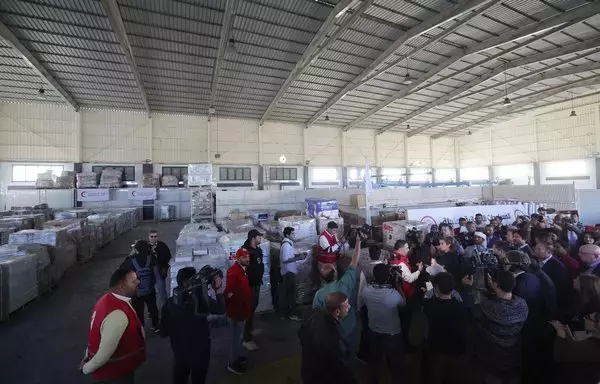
[161,267,225,384]
[149,229,172,306]
[241,229,264,351]
[535,241,573,322]
[299,292,355,384]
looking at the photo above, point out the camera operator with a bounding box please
[160,267,225,384]
[362,264,405,384]
[472,270,529,384]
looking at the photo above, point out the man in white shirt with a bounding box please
[279,227,306,321]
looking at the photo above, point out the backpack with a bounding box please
[131,256,154,296]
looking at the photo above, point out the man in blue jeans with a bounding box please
[313,235,361,356]
[362,264,405,384]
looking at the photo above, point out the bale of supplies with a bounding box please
[278,216,316,241]
[76,172,98,188]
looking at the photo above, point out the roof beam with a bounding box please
[259,0,359,125]
[0,21,79,110]
[431,75,600,139]
[100,0,150,116]
[306,0,494,126]
[408,61,600,137]
[342,1,600,131]
[209,0,238,120]
[378,21,586,135]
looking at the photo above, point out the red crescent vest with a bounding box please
[390,251,415,298]
[86,293,146,381]
[317,230,338,264]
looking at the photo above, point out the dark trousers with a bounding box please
[270,267,281,313]
[243,285,260,342]
[279,272,297,317]
[132,292,159,328]
[368,331,403,384]
[356,306,370,360]
[426,353,466,384]
[173,345,210,384]
[93,372,134,384]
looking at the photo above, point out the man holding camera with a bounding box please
[160,267,225,384]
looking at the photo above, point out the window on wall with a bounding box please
[219,167,251,181]
[493,163,533,185]
[311,167,339,182]
[460,166,490,181]
[435,168,456,183]
[380,168,406,183]
[269,167,298,181]
[409,168,432,183]
[162,166,188,186]
[91,165,135,182]
[12,164,64,182]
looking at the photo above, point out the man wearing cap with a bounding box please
[241,229,264,352]
[579,244,600,277]
[225,248,253,375]
[317,221,345,278]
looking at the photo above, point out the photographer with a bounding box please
[160,267,225,384]
[362,264,405,384]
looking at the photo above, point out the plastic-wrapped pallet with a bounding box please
[382,220,431,248]
[191,189,212,222]
[0,226,17,245]
[176,230,221,248]
[9,228,68,248]
[0,250,38,320]
[305,198,339,219]
[22,214,45,230]
[0,217,34,231]
[161,175,179,187]
[278,216,316,241]
[76,172,98,188]
[259,220,281,236]
[219,218,255,234]
[55,171,75,189]
[188,164,212,186]
[4,244,52,295]
[99,168,123,188]
[55,209,89,220]
[143,173,160,187]
[317,217,344,234]
[35,171,55,189]
[49,242,77,283]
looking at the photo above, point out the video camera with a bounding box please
[405,227,422,246]
[347,224,372,247]
[465,248,500,293]
[174,265,223,315]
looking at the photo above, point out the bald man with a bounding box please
[579,244,600,277]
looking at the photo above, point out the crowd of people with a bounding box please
[78,207,600,384]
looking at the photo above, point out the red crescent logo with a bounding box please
[132,191,137,196]
[81,191,87,197]
[421,215,437,226]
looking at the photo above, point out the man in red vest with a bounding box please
[317,221,345,278]
[389,240,423,299]
[225,248,253,375]
[82,268,146,384]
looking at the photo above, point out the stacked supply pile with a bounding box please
[8,228,76,284]
[188,163,212,186]
[171,225,227,295]
[22,214,45,230]
[99,168,123,188]
[382,220,430,248]
[0,216,35,231]
[43,219,93,263]
[0,248,38,321]
[161,175,179,187]
[305,198,343,233]
[35,171,55,189]
[191,189,212,223]
[0,244,51,297]
[55,209,89,220]
[55,171,75,189]
[142,173,160,187]
[259,220,281,239]
[76,172,98,188]
[0,226,18,245]
[278,216,317,241]
[219,217,254,234]
[248,210,275,226]
[87,214,116,249]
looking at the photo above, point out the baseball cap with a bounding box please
[234,248,250,259]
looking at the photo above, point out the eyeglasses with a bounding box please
[149,235,157,238]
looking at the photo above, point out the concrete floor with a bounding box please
[0,221,305,384]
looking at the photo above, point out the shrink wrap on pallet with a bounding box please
[76,172,97,188]
[278,216,316,241]
[0,250,38,320]
[143,173,160,188]
[99,168,123,188]
[161,175,179,187]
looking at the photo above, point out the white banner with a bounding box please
[128,188,157,200]
[406,204,527,227]
[77,189,109,202]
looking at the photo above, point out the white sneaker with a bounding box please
[250,329,263,337]
[243,341,259,351]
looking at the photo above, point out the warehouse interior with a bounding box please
[1,0,600,383]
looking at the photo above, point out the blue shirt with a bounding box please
[362,285,404,335]
[313,266,357,342]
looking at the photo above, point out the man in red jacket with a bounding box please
[82,268,145,384]
[225,248,253,375]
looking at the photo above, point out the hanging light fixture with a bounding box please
[324,115,330,121]
[569,91,577,117]
[403,56,413,85]
[226,38,237,54]
[503,67,511,105]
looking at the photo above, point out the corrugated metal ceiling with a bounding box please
[0,0,598,137]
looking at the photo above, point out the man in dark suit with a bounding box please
[534,241,573,322]
[513,229,535,259]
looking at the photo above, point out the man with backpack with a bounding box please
[120,240,166,334]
